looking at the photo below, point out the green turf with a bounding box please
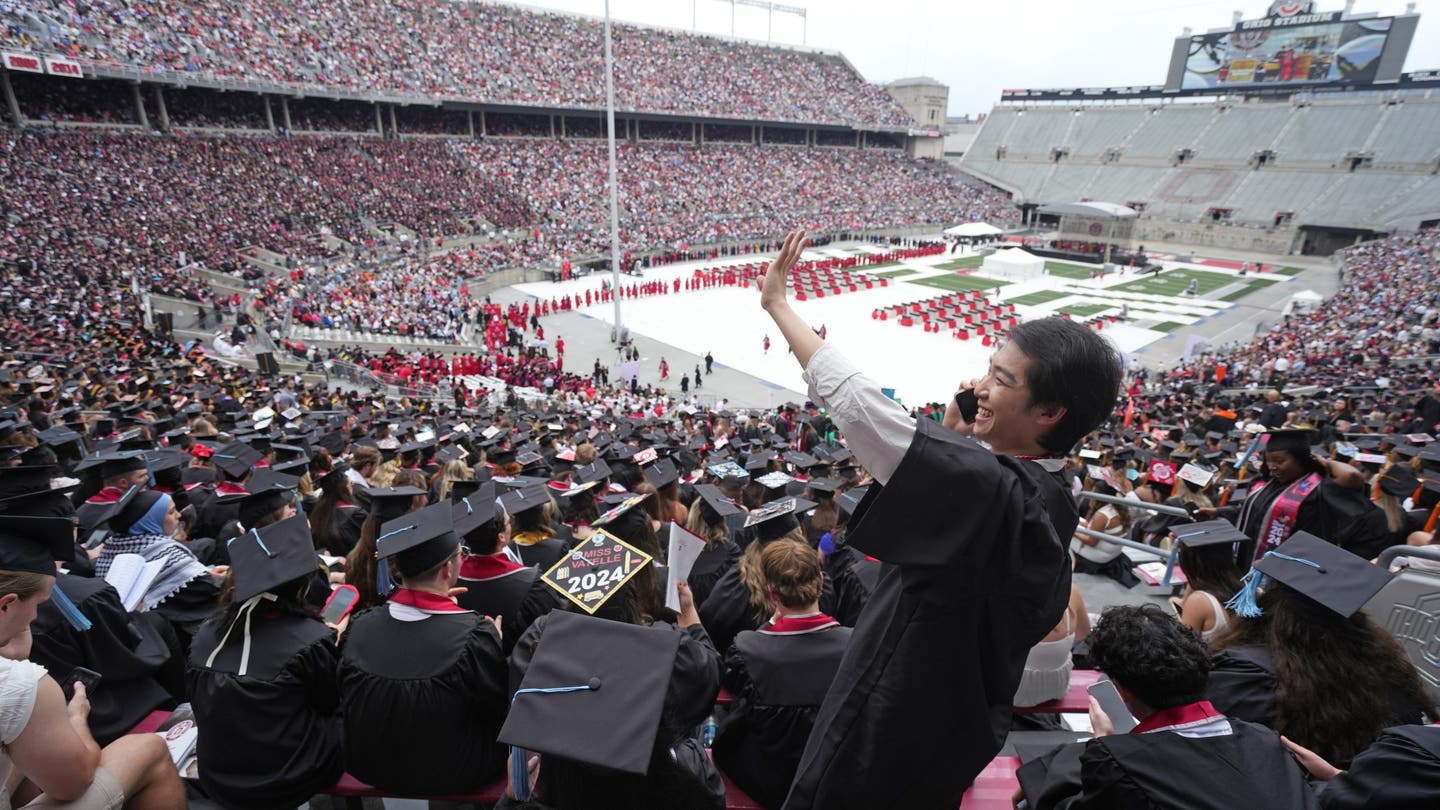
[1150,321,1186,333]
[1109,268,1236,297]
[1274,266,1305,276]
[1044,261,1096,280]
[1058,303,1114,318]
[1218,278,1280,302]
[907,274,1010,293]
[935,255,986,270]
[1007,289,1070,306]
[873,268,917,279]
[864,261,903,271]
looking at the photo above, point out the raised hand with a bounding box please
[758,229,808,313]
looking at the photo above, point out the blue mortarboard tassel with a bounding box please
[376,558,393,597]
[50,584,92,632]
[1225,568,1267,618]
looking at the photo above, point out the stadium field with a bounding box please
[908,275,1009,292]
[1058,303,1114,318]
[935,256,985,271]
[1007,290,1069,306]
[1110,269,1234,297]
[1219,278,1280,302]
[1044,262,1094,280]
[1275,266,1305,276]
[1150,321,1186,332]
[873,268,917,279]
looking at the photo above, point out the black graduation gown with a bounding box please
[826,544,881,597]
[186,611,344,810]
[328,504,367,558]
[1321,725,1440,809]
[1016,718,1320,809]
[338,602,509,794]
[1221,476,1379,566]
[783,417,1075,810]
[1347,508,1427,560]
[687,541,741,609]
[713,622,853,810]
[28,574,173,744]
[698,567,857,659]
[514,536,569,571]
[456,561,539,656]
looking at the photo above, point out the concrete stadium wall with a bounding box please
[1133,219,1297,255]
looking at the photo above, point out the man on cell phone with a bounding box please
[759,229,1123,810]
[1014,605,1318,808]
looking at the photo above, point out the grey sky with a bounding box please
[513,0,1439,115]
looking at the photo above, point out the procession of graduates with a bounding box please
[0,297,1438,809]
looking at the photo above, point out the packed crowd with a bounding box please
[0,225,1435,809]
[0,0,913,127]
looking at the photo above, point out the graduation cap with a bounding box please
[1175,462,1217,489]
[74,451,148,480]
[1378,465,1420,498]
[0,464,80,507]
[0,515,76,576]
[498,611,679,775]
[642,458,679,489]
[806,478,839,496]
[755,471,794,491]
[783,451,819,469]
[500,486,551,517]
[238,470,298,528]
[229,514,319,602]
[357,485,427,524]
[744,496,817,543]
[706,461,748,481]
[573,459,613,486]
[1265,429,1317,459]
[1170,519,1247,548]
[448,479,482,501]
[211,442,263,478]
[836,486,869,519]
[377,501,461,579]
[592,493,650,527]
[1227,532,1392,619]
[271,456,310,477]
[452,481,499,539]
[693,484,742,521]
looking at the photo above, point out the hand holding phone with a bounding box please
[1086,679,1138,735]
[954,388,980,425]
[63,666,102,698]
[322,585,360,625]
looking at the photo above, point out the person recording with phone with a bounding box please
[1014,604,1318,809]
[757,229,1123,810]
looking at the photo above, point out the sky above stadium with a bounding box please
[518,0,1440,115]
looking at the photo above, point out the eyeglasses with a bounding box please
[458,545,475,561]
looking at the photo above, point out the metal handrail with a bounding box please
[1073,525,1183,587]
[1378,545,1440,568]
[1077,490,1193,518]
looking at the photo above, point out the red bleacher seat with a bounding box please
[959,756,1021,810]
[1014,669,1101,714]
[327,773,504,803]
[127,710,171,735]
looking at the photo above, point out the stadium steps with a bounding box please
[1360,103,1395,153]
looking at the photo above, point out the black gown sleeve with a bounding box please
[667,624,722,729]
[1321,725,1440,809]
[1206,649,1277,726]
[293,631,343,717]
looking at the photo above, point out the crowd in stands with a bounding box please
[0,225,1434,808]
[0,0,912,127]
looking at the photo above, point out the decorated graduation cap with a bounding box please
[1176,461,1218,489]
[229,514,319,602]
[211,441,263,478]
[642,458,679,489]
[498,610,678,775]
[538,529,653,615]
[744,496,817,543]
[377,501,461,580]
[1226,531,1392,619]
[592,493,650,528]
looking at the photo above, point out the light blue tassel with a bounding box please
[50,585,92,632]
[1225,569,1266,618]
[376,559,393,596]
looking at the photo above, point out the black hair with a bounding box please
[463,516,507,555]
[1088,604,1211,711]
[1007,317,1123,454]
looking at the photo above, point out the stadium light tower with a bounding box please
[604,0,623,342]
[717,0,808,44]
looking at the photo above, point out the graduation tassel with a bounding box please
[376,558,393,597]
[1426,502,1440,534]
[50,585,92,632]
[1225,568,1267,619]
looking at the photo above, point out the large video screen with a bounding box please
[1182,17,1393,89]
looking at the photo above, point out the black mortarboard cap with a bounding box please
[229,514,319,602]
[642,458,679,489]
[693,484,741,519]
[500,486,550,516]
[573,459,613,486]
[212,441,262,478]
[806,478,839,495]
[0,515,75,576]
[358,485,427,524]
[499,611,679,775]
[0,464,79,506]
[1170,519,1247,548]
[452,481,499,539]
[238,470,298,527]
[1250,532,1393,618]
[448,479,482,501]
[377,501,460,578]
[836,486,869,518]
[1378,465,1421,498]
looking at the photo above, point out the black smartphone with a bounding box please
[954,389,980,424]
[84,529,108,550]
[1087,679,1138,733]
[321,585,360,625]
[64,666,102,695]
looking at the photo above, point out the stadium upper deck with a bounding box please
[0,0,913,130]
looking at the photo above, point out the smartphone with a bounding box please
[84,529,108,550]
[1086,679,1138,733]
[64,666,102,696]
[954,389,980,424]
[321,585,360,625]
